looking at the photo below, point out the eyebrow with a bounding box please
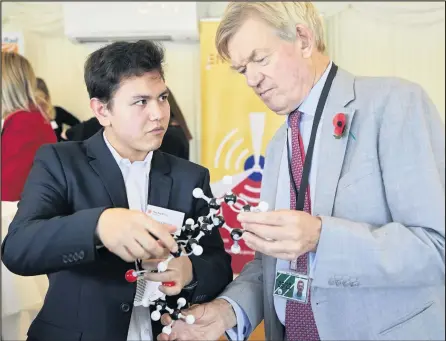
[131,89,169,100]
[231,49,267,71]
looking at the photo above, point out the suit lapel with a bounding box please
[260,123,287,212]
[86,130,129,208]
[261,124,287,309]
[313,68,356,217]
[148,151,172,208]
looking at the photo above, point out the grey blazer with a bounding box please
[222,68,445,340]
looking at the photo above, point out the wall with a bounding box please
[325,5,445,118]
[2,17,202,162]
[2,2,444,165]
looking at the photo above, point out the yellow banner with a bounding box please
[200,20,285,272]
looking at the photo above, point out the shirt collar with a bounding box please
[287,61,333,127]
[103,131,153,172]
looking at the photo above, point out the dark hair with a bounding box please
[36,77,50,99]
[167,88,193,141]
[84,40,165,106]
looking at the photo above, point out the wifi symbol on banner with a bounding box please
[211,112,266,205]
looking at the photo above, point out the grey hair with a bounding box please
[216,2,326,60]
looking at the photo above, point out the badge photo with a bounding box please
[274,270,310,304]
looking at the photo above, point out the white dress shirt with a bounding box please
[224,62,333,340]
[102,133,155,341]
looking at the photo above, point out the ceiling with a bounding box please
[1,2,228,25]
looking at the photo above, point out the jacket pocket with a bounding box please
[379,301,435,336]
[28,318,82,341]
[337,161,378,190]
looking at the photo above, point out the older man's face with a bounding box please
[228,17,315,115]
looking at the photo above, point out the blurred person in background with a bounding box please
[159,88,192,160]
[64,115,102,141]
[36,77,80,141]
[1,52,57,201]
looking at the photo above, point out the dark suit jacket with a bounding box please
[159,125,190,160]
[54,106,80,141]
[65,117,101,141]
[1,130,232,341]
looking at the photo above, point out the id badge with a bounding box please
[273,270,310,304]
[146,204,185,231]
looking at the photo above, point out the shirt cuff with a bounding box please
[309,251,318,278]
[219,296,252,341]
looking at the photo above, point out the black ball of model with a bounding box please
[154,299,167,310]
[208,197,221,210]
[242,204,251,212]
[231,228,244,241]
[171,309,181,321]
[211,215,225,228]
[224,193,237,205]
[185,238,198,253]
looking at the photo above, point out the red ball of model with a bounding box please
[162,281,176,287]
[125,269,138,283]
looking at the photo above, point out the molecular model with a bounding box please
[124,176,269,335]
[190,175,269,254]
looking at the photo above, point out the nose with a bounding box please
[147,102,164,121]
[245,64,264,88]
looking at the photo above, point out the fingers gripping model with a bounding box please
[124,175,268,335]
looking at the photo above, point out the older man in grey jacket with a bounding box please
[158,2,445,341]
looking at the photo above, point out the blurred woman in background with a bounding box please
[1,52,57,201]
[160,88,193,160]
[36,77,80,141]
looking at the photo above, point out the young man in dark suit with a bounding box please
[1,40,232,341]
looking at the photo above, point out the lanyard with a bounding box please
[287,63,338,211]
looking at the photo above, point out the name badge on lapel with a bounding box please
[274,270,311,304]
[146,204,185,232]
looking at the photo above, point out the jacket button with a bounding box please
[62,255,68,263]
[120,303,130,313]
[78,251,85,260]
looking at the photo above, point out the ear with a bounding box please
[90,98,111,127]
[295,24,315,59]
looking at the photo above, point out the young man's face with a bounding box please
[95,71,170,160]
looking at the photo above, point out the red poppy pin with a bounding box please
[333,113,347,139]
